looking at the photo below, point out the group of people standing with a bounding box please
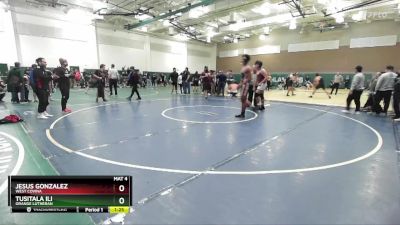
[343,65,400,121]
[168,66,234,98]
[236,54,270,118]
[4,58,145,119]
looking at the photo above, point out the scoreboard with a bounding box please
[8,176,132,213]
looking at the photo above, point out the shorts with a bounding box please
[316,83,325,89]
[241,83,249,98]
[257,82,267,91]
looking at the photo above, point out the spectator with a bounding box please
[7,62,23,103]
[373,65,397,116]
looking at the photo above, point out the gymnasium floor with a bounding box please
[1,86,399,225]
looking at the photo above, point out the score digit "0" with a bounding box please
[119,197,125,205]
[118,185,125,192]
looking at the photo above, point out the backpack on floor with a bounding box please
[0,114,23,124]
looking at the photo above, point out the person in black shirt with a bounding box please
[182,67,190,94]
[53,58,72,113]
[127,69,141,101]
[93,64,107,103]
[34,57,53,119]
[170,68,178,94]
[151,74,157,87]
[192,71,200,93]
[216,71,227,96]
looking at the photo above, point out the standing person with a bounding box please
[342,66,365,114]
[53,58,72,113]
[28,64,38,102]
[344,75,351,89]
[331,72,343,95]
[286,73,296,96]
[22,71,30,102]
[151,73,157,87]
[247,69,256,106]
[192,71,200,93]
[34,57,53,119]
[108,64,119,96]
[393,71,400,121]
[93,64,107,103]
[7,62,23,103]
[253,60,268,111]
[309,74,331,99]
[285,74,292,96]
[182,67,191,94]
[373,65,397,116]
[202,70,212,99]
[127,69,141,101]
[0,80,6,102]
[160,73,166,87]
[178,73,183,94]
[362,72,381,112]
[70,69,76,89]
[235,54,252,118]
[216,70,227,96]
[170,68,178,94]
[266,74,272,91]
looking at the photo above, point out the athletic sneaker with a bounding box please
[394,118,400,122]
[328,96,331,99]
[309,96,313,98]
[126,97,131,101]
[43,111,53,117]
[341,110,351,114]
[235,114,245,118]
[37,113,48,119]
[355,111,361,115]
[136,98,141,100]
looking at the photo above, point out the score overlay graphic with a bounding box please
[8,176,132,213]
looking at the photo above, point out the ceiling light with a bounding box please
[264,27,270,35]
[244,33,250,38]
[251,2,272,16]
[207,30,218,37]
[140,26,148,32]
[352,11,366,21]
[206,36,211,43]
[175,33,189,41]
[259,34,266,40]
[67,8,92,24]
[289,19,297,30]
[163,20,170,27]
[92,0,107,11]
[334,13,345,23]
[136,14,152,21]
[168,27,174,35]
[233,38,238,44]
[176,12,183,16]
[189,6,209,18]
[189,26,195,31]
[223,36,230,40]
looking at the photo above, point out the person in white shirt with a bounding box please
[108,64,119,96]
[178,73,183,94]
[373,65,397,116]
[331,72,343,95]
[342,65,365,114]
